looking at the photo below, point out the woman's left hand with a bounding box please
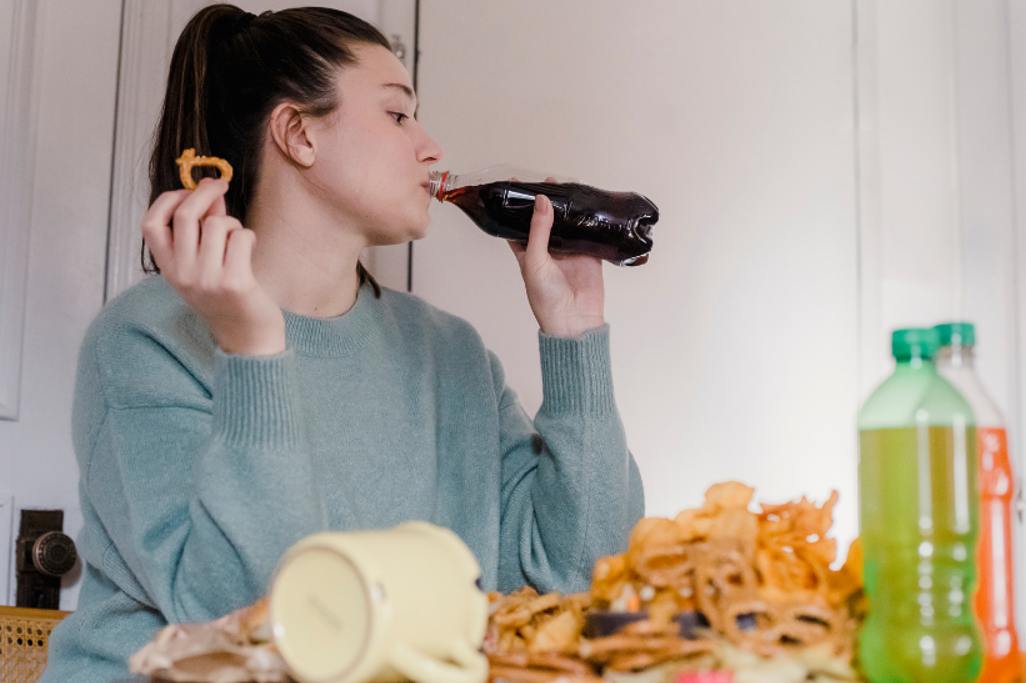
[508,181,605,338]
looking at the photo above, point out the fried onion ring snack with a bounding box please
[175,148,233,189]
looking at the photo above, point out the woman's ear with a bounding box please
[268,101,316,167]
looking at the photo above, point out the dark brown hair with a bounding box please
[144,4,390,296]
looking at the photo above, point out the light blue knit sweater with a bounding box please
[41,275,645,682]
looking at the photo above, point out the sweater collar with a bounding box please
[281,281,378,357]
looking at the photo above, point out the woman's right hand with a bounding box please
[141,177,286,356]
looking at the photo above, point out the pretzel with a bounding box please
[606,641,714,673]
[581,632,715,672]
[487,665,602,683]
[176,148,233,189]
[489,651,595,675]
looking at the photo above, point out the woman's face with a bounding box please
[306,43,444,246]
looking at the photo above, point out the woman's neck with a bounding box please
[246,180,367,319]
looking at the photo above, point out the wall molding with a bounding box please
[0,492,12,605]
[105,0,174,302]
[1008,0,1026,624]
[854,0,882,403]
[855,0,964,403]
[0,0,40,420]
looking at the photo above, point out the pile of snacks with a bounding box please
[485,483,865,683]
[133,483,865,683]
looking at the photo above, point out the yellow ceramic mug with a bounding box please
[269,522,489,683]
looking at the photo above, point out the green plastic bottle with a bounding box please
[858,328,982,682]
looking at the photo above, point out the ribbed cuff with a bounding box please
[539,324,615,415]
[212,348,303,448]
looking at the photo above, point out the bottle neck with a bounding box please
[427,171,454,202]
[935,345,976,370]
[894,357,936,373]
[935,343,1005,425]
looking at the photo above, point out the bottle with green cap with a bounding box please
[934,322,1023,683]
[858,327,981,682]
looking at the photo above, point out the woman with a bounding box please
[42,5,644,681]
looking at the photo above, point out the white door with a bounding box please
[0,0,122,608]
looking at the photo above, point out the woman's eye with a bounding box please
[389,112,409,125]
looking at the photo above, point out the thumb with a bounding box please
[525,194,553,265]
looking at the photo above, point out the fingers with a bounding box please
[509,175,559,268]
[141,189,190,270]
[197,215,242,280]
[525,194,554,265]
[525,174,558,261]
[206,192,227,219]
[171,179,230,273]
[507,239,527,269]
[141,178,233,285]
[223,227,257,291]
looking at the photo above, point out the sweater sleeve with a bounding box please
[494,324,645,594]
[80,326,327,623]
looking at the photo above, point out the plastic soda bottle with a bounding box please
[858,327,982,682]
[427,165,659,266]
[935,322,1023,683]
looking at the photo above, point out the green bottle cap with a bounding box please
[891,327,940,361]
[934,321,976,348]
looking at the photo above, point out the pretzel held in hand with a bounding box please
[175,148,233,189]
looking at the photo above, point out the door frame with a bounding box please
[0,0,41,421]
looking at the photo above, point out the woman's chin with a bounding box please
[368,224,428,246]
[405,215,431,242]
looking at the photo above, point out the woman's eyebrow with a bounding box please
[381,82,418,108]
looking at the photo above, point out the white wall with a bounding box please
[855,0,963,392]
[951,0,1025,619]
[0,0,122,608]
[416,1,862,545]
[857,0,1026,617]
[1008,0,1026,626]
[415,0,1026,592]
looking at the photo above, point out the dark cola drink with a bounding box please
[428,166,659,266]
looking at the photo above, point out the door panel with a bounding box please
[0,0,122,608]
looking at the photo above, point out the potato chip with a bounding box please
[704,482,755,512]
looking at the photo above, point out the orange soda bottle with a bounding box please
[936,322,1023,683]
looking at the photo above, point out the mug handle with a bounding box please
[388,639,487,683]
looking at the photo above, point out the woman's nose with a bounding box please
[418,130,444,165]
